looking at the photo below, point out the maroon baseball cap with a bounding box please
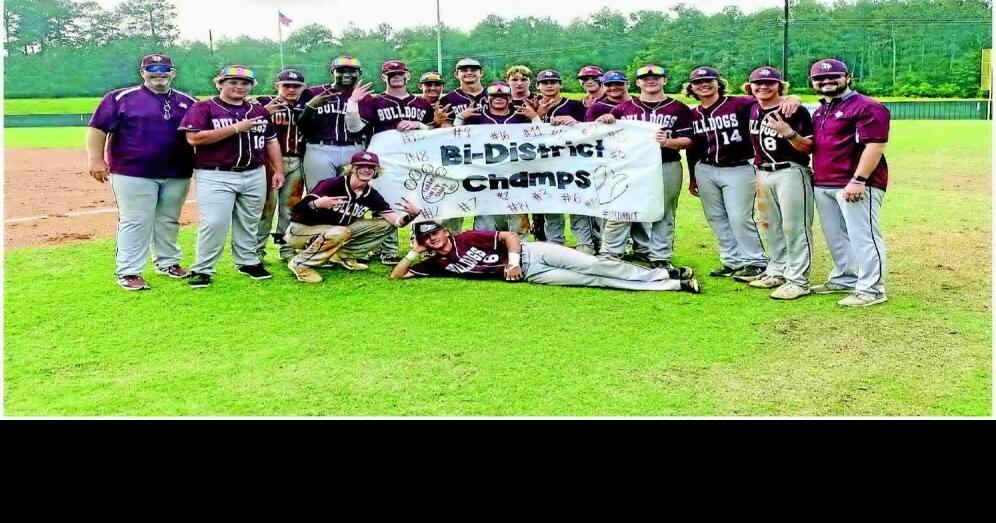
[689,66,720,80]
[350,151,380,167]
[810,59,849,78]
[536,69,562,82]
[749,66,783,82]
[577,65,604,79]
[382,60,409,74]
[141,54,173,68]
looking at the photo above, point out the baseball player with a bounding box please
[418,71,464,233]
[743,66,815,300]
[504,64,545,241]
[179,65,285,288]
[577,65,606,108]
[344,60,436,266]
[534,69,595,254]
[683,66,800,280]
[593,64,693,271]
[390,221,700,293]
[254,68,309,263]
[441,57,487,124]
[284,151,421,282]
[808,59,890,307]
[584,70,632,121]
[297,55,367,191]
[87,53,198,291]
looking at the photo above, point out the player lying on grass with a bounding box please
[390,222,701,293]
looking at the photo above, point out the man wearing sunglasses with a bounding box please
[577,65,606,108]
[254,69,309,263]
[180,65,284,288]
[593,64,693,271]
[441,58,487,125]
[534,69,595,255]
[344,60,437,266]
[88,54,199,291]
[808,59,891,307]
[298,55,367,191]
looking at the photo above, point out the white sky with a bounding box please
[93,0,790,43]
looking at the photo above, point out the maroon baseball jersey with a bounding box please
[290,175,392,226]
[610,97,694,163]
[689,95,757,166]
[584,97,625,122]
[441,88,487,121]
[510,93,540,112]
[299,84,366,145]
[358,93,434,134]
[255,95,306,157]
[463,111,533,125]
[812,92,890,191]
[89,85,197,178]
[179,97,276,170]
[542,98,587,123]
[748,104,814,167]
[408,230,510,279]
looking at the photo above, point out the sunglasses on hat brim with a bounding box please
[636,65,667,77]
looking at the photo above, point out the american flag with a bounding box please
[278,10,292,26]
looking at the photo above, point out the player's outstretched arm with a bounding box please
[390,237,428,279]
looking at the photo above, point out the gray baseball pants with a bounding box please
[542,213,594,248]
[521,241,681,291]
[190,167,266,274]
[599,160,682,261]
[302,143,363,191]
[695,162,768,269]
[756,163,815,287]
[472,214,529,240]
[110,174,191,276]
[255,156,304,260]
[814,186,887,299]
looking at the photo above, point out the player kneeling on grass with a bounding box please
[390,222,701,293]
[284,151,421,283]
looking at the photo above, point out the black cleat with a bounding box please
[709,265,738,277]
[237,264,273,280]
[732,265,766,282]
[188,272,212,288]
[680,278,701,294]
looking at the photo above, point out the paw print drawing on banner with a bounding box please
[592,165,629,205]
[420,164,460,203]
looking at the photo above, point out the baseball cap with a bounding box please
[414,221,444,240]
[601,70,628,84]
[486,82,512,96]
[577,65,604,79]
[689,66,720,80]
[141,54,173,68]
[275,69,306,85]
[382,60,409,75]
[350,151,380,167]
[419,72,445,84]
[636,64,667,78]
[216,65,256,84]
[455,58,482,70]
[536,69,562,82]
[810,59,849,78]
[748,66,783,83]
[330,55,362,70]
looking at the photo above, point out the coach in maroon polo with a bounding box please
[87,54,198,291]
[808,58,891,307]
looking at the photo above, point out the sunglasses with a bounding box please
[421,82,445,87]
[333,67,360,74]
[578,75,601,81]
[811,74,845,81]
[636,65,666,77]
[487,84,513,96]
[604,82,627,87]
[331,57,361,67]
[144,64,173,73]
[457,67,482,72]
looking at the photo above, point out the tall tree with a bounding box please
[112,0,179,45]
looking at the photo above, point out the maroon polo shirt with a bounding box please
[358,93,435,134]
[89,85,197,178]
[610,97,693,163]
[748,104,814,167]
[812,91,890,191]
[689,95,757,166]
[408,230,510,279]
[179,97,276,170]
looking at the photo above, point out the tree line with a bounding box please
[3,0,992,99]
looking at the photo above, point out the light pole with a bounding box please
[783,0,789,84]
[436,0,443,73]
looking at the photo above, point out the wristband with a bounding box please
[398,212,419,227]
[404,251,420,262]
[508,252,521,267]
[850,177,866,185]
[783,130,799,140]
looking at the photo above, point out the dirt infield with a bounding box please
[4,149,199,249]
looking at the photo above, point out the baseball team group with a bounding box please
[86,51,890,306]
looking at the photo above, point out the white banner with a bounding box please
[368,120,666,223]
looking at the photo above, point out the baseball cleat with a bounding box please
[650,259,676,271]
[666,266,694,280]
[574,245,597,255]
[331,255,369,271]
[811,282,854,294]
[288,260,323,283]
[379,254,401,266]
[837,293,888,307]
[117,275,150,291]
[237,264,273,279]
[154,264,190,279]
[709,265,738,277]
[680,278,701,294]
[749,275,786,289]
[732,265,766,282]
[188,272,212,288]
[770,283,811,300]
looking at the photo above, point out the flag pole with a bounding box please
[277,9,285,70]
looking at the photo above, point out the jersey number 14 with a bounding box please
[720,129,742,144]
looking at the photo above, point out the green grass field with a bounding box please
[3,120,991,416]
